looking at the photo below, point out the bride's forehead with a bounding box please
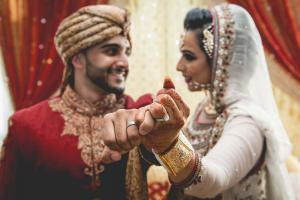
[180,32,198,48]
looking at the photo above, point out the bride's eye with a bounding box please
[183,53,196,61]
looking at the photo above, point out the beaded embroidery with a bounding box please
[49,86,125,187]
[184,4,268,199]
[211,4,235,114]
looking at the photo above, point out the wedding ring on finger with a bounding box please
[126,120,137,148]
[126,120,137,128]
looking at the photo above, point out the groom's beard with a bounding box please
[85,57,126,95]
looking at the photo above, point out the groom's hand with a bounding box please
[101,109,141,153]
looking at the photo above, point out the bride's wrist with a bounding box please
[153,131,194,176]
[152,135,179,155]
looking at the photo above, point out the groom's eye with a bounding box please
[105,47,119,56]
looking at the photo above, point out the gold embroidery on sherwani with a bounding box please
[49,86,125,188]
[125,147,148,200]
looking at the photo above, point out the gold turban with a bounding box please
[54,5,130,64]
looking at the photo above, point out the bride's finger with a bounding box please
[149,102,169,122]
[157,89,190,119]
[156,94,184,126]
[139,110,156,135]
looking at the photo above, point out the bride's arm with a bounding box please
[167,116,264,198]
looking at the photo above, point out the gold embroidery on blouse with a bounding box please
[233,168,267,199]
[49,86,125,187]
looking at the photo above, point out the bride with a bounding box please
[153,4,295,199]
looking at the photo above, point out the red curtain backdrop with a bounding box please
[0,0,108,110]
[228,0,300,84]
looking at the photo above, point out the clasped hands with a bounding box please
[100,88,190,164]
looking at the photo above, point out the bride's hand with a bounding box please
[137,88,190,153]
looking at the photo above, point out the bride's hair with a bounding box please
[184,8,213,62]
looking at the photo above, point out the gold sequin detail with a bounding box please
[49,86,125,187]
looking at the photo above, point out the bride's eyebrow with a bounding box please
[181,49,196,55]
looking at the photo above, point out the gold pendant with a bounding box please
[204,103,218,119]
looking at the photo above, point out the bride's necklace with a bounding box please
[203,102,218,119]
[187,102,228,155]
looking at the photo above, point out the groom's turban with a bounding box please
[54,5,131,64]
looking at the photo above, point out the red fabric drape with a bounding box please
[228,0,300,84]
[0,0,108,110]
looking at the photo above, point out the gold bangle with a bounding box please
[157,132,194,176]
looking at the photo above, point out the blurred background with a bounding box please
[0,0,299,199]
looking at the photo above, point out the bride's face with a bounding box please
[177,31,211,91]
